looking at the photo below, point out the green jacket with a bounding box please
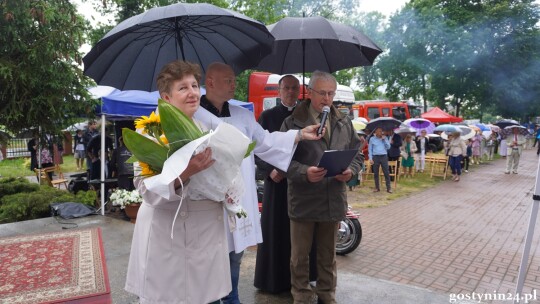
[280,101,362,222]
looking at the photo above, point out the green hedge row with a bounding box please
[0,178,97,224]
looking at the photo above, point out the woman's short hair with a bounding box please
[452,131,461,138]
[156,61,202,94]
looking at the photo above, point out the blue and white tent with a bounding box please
[87,86,254,214]
[89,86,253,119]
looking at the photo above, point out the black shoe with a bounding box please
[387,189,393,193]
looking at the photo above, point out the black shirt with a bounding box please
[200,95,231,117]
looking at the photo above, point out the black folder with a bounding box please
[317,149,359,177]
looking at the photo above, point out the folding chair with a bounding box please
[429,155,449,180]
[34,167,69,189]
[386,160,399,189]
[361,160,373,186]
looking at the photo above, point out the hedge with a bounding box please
[0,178,97,224]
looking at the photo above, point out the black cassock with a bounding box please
[254,102,317,293]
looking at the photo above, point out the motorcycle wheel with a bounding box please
[336,217,362,255]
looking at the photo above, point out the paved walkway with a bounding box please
[339,149,540,301]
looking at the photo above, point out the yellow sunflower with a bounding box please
[139,161,156,176]
[135,111,160,130]
[160,134,169,145]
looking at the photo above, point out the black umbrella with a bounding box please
[255,16,383,87]
[366,117,403,132]
[83,3,274,91]
[494,119,519,129]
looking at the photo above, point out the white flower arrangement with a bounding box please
[109,189,142,209]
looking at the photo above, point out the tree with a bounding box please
[378,0,540,119]
[0,0,98,134]
[377,3,448,109]
[340,11,387,100]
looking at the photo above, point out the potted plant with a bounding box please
[109,188,142,223]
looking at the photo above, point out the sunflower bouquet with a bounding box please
[122,99,254,219]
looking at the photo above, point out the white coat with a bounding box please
[194,105,297,253]
[125,178,231,304]
[125,120,232,304]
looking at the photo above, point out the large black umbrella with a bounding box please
[366,117,403,132]
[256,16,383,78]
[83,3,274,91]
[494,119,519,129]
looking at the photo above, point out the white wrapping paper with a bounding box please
[144,123,250,214]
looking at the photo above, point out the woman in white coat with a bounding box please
[125,61,230,304]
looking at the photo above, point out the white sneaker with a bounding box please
[464,170,468,173]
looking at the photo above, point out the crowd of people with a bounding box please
[345,120,538,188]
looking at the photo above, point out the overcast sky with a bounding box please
[74,0,410,26]
[74,0,409,54]
[359,0,408,16]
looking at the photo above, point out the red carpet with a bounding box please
[0,227,111,303]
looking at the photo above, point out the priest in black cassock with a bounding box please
[254,75,317,293]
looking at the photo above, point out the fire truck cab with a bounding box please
[352,100,421,121]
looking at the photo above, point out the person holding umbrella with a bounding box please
[414,129,431,173]
[400,134,417,177]
[504,126,526,174]
[280,71,362,304]
[369,127,392,192]
[386,127,402,181]
[446,131,467,182]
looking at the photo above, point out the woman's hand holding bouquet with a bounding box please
[122,99,254,219]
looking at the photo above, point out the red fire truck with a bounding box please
[352,100,421,121]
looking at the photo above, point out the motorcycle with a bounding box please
[336,206,362,255]
[256,179,362,255]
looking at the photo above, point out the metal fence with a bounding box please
[5,138,31,158]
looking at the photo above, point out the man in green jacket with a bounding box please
[280,71,362,304]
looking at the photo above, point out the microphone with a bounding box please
[317,106,330,136]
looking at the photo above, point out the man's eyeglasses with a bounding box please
[310,88,336,98]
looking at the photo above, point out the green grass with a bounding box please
[348,153,500,209]
[0,155,81,178]
[348,169,442,209]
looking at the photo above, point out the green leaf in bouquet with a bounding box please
[158,99,203,153]
[125,155,138,164]
[122,128,168,172]
[244,141,256,158]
